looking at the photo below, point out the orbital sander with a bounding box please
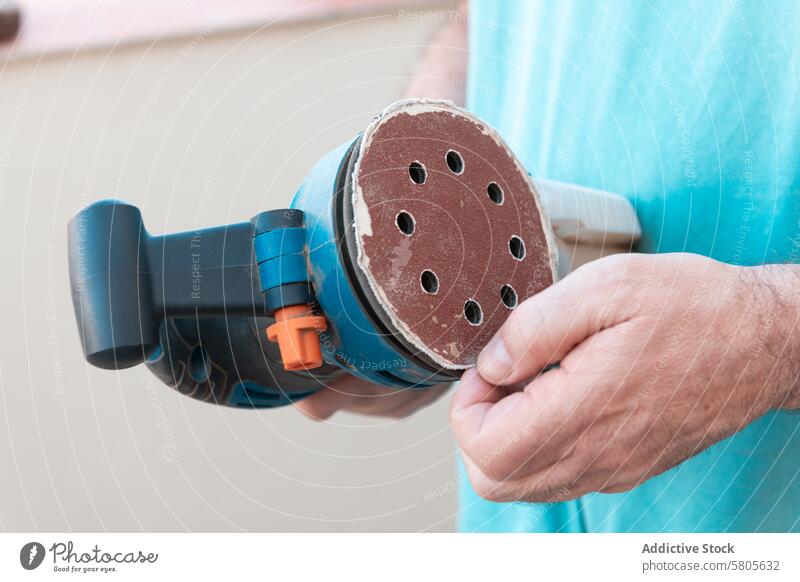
[67,100,640,409]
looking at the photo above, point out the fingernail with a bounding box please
[478,336,512,384]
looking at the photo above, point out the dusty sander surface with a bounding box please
[352,100,557,369]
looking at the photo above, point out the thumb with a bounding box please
[477,256,634,386]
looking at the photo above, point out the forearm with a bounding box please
[403,1,469,104]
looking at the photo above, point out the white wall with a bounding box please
[0,8,462,532]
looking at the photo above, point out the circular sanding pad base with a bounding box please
[351,100,557,370]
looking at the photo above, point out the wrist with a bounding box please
[749,264,800,410]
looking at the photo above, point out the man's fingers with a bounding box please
[450,368,508,437]
[452,366,575,481]
[385,383,451,418]
[294,377,450,420]
[293,385,354,420]
[460,450,588,504]
[450,368,530,440]
[477,257,634,386]
[293,376,378,419]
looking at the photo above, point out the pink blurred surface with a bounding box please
[4,0,434,58]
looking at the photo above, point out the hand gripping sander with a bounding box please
[67,100,640,409]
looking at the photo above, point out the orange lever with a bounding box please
[266,305,327,371]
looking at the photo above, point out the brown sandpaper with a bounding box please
[352,101,557,369]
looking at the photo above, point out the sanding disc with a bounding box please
[351,100,557,370]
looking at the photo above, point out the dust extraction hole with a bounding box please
[487,182,504,205]
[396,211,415,236]
[420,270,439,294]
[409,161,427,184]
[509,235,526,260]
[500,284,518,309]
[464,299,483,326]
[446,149,464,174]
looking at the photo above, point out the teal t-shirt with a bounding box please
[461,0,800,532]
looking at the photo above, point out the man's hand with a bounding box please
[451,253,800,503]
[295,375,450,420]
